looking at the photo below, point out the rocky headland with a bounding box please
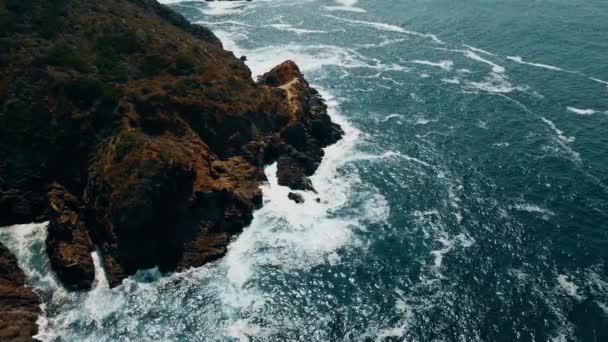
[0,0,342,339]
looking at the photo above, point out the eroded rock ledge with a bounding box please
[0,0,342,299]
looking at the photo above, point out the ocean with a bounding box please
[1,0,607,340]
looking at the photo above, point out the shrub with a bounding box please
[137,54,169,78]
[59,78,120,109]
[172,51,198,75]
[34,44,89,73]
[114,132,141,161]
[169,78,199,97]
[95,30,139,78]
[96,31,139,56]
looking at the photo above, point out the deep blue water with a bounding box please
[1,0,607,340]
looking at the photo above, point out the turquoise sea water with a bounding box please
[1,0,607,340]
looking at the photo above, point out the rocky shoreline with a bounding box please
[0,0,342,339]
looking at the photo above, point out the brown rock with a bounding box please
[0,0,343,288]
[46,183,95,291]
[0,242,41,341]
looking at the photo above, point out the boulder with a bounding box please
[288,192,305,204]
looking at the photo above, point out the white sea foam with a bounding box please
[382,113,404,122]
[566,107,596,115]
[0,223,68,341]
[201,1,248,16]
[214,30,406,78]
[540,117,575,144]
[268,23,327,35]
[463,44,497,56]
[464,50,505,73]
[441,78,460,84]
[357,38,407,49]
[413,116,437,125]
[507,56,567,72]
[430,233,474,268]
[350,151,433,169]
[466,72,520,94]
[557,274,584,301]
[411,59,453,71]
[83,250,125,323]
[324,15,444,44]
[511,203,555,219]
[590,77,608,85]
[325,0,366,13]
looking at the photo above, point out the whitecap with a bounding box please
[464,50,505,73]
[324,15,444,44]
[510,203,555,220]
[382,113,404,122]
[557,274,584,301]
[540,117,575,144]
[566,107,597,115]
[411,59,453,71]
[441,78,460,84]
[268,23,327,35]
[213,31,406,78]
[430,233,475,268]
[466,73,520,94]
[201,1,248,16]
[590,77,608,85]
[462,44,497,56]
[507,56,568,72]
[324,0,367,12]
[357,38,407,49]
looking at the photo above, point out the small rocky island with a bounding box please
[0,0,342,339]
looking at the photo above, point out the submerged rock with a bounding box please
[288,192,305,204]
[0,242,41,341]
[0,0,342,293]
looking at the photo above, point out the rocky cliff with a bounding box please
[0,0,341,311]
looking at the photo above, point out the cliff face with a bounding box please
[0,0,342,297]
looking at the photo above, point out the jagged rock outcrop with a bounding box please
[0,0,342,296]
[46,183,95,290]
[0,242,41,341]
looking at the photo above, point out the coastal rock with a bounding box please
[46,183,95,291]
[288,192,305,204]
[0,0,342,291]
[259,61,343,190]
[0,242,41,341]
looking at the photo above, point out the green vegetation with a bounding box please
[58,78,120,109]
[174,51,198,74]
[137,54,169,78]
[114,131,141,162]
[34,44,89,73]
[203,86,229,102]
[169,78,200,97]
[6,0,68,38]
[95,30,140,78]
